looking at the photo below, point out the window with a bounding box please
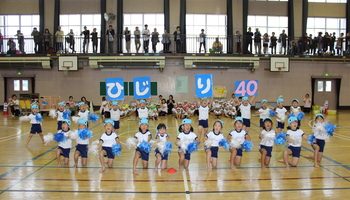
[14,80,20,91]
[308,0,346,3]
[123,13,164,53]
[307,17,346,38]
[186,14,227,53]
[0,15,39,53]
[250,0,288,1]
[317,81,324,92]
[325,81,332,92]
[22,80,29,91]
[60,14,101,53]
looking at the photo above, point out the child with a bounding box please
[257,99,270,128]
[259,118,275,168]
[177,118,198,169]
[303,93,312,113]
[77,102,90,121]
[309,114,328,167]
[56,119,73,167]
[137,100,149,119]
[228,117,251,168]
[205,120,224,169]
[133,118,152,174]
[26,104,44,145]
[239,96,254,133]
[74,118,90,168]
[158,99,168,116]
[283,116,306,167]
[290,99,302,127]
[100,97,109,120]
[198,99,210,143]
[212,100,222,118]
[275,98,287,133]
[99,119,119,172]
[56,101,66,130]
[109,101,121,131]
[154,123,169,169]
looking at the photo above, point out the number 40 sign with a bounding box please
[234,80,259,97]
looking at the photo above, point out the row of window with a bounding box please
[251,0,346,2]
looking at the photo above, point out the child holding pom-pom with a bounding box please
[26,104,45,145]
[257,99,271,129]
[275,98,287,133]
[133,118,152,174]
[283,116,306,167]
[228,117,251,169]
[110,101,121,131]
[259,118,275,168]
[154,123,170,169]
[77,102,90,126]
[309,114,328,168]
[205,120,225,169]
[56,119,74,167]
[177,118,198,170]
[290,99,302,128]
[55,101,68,130]
[238,96,254,133]
[74,118,92,168]
[99,119,119,172]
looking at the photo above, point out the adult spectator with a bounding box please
[346,32,350,53]
[91,28,98,53]
[317,32,323,55]
[7,38,16,55]
[43,28,52,53]
[124,27,131,53]
[81,96,91,109]
[55,26,64,53]
[142,24,150,53]
[323,32,331,53]
[279,29,288,55]
[303,93,312,113]
[173,26,182,53]
[167,95,175,114]
[81,26,90,54]
[336,33,344,56]
[330,32,336,55]
[67,29,75,53]
[31,27,40,54]
[212,37,223,54]
[151,28,159,53]
[234,30,242,54]
[15,30,25,53]
[106,25,115,54]
[161,30,171,53]
[254,28,261,55]
[262,33,269,55]
[0,30,3,54]
[245,27,253,54]
[134,27,141,53]
[270,32,277,54]
[199,29,206,53]
[9,95,20,117]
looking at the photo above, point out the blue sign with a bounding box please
[133,76,151,99]
[105,78,125,100]
[195,74,213,98]
[234,80,259,97]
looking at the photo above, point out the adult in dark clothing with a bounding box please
[81,26,90,53]
[173,26,182,53]
[270,32,277,54]
[31,27,40,54]
[167,95,175,114]
[279,29,288,55]
[254,28,261,55]
[91,28,98,53]
[106,25,115,54]
[245,27,253,54]
[330,32,336,55]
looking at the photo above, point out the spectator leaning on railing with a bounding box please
[151,28,159,53]
[31,27,40,54]
[55,26,64,53]
[161,30,171,53]
[134,27,141,53]
[199,29,206,53]
[67,29,75,53]
[254,28,261,55]
[124,27,131,53]
[43,28,52,53]
[7,38,16,55]
[142,24,150,53]
[173,26,182,53]
[15,30,25,54]
[0,30,3,54]
[81,26,90,54]
[245,27,253,54]
[106,25,115,54]
[91,28,98,54]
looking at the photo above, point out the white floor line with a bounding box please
[182,169,191,200]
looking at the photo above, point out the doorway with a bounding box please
[4,77,35,101]
[311,77,341,110]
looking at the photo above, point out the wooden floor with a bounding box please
[0,111,349,199]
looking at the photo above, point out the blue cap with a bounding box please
[140,100,146,103]
[276,98,284,103]
[58,101,66,107]
[288,116,298,125]
[31,104,39,109]
[234,116,243,123]
[77,118,88,126]
[261,99,268,103]
[62,119,71,126]
[78,102,85,107]
[104,119,114,126]
[112,101,118,106]
[315,113,324,119]
[242,96,249,101]
[182,118,192,124]
[139,118,149,125]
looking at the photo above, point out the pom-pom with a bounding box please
[88,113,100,122]
[186,142,198,154]
[126,137,138,149]
[288,113,295,118]
[89,140,99,155]
[35,114,43,122]
[308,134,316,144]
[54,132,66,143]
[218,139,230,150]
[112,143,122,156]
[63,110,71,120]
[269,110,277,117]
[157,141,173,155]
[19,116,30,122]
[297,112,305,121]
[139,141,152,153]
[49,109,57,118]
[274,132,287,145]
[72,116,79,124]
[242,140,253,152]
[70,131,78,140]
[78,128,93,140]
[43,133,54,145]
[324,123,336,136]
[204,139,214,149]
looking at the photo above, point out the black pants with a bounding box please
[163,43,170,53]
[10,106,20,117]
[143,40,149,53]
[199,42,206,53]
[176,40,182,53]
[92,42,98,53]
[152,42,157,53]
[34,42,39,53]
[159,111,167,116]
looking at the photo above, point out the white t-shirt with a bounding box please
[260,129,276,147]
[29,113,41,124]
[287,129,304,147]
[138,107,149,119]
[177,132,197,142]
[258,107,270,119]
[304,98,311,108]
[275,107,287,122]
[58,130,72,149]
[239,104,251,119]
[100,132,118,147]
[229,129,247,144]
[142,29,150,40]
[78,110,89,121]
[135,131,152,146]
[198,106,209,120]
[290,106,301,116]
[156,133,168,142]
[313,122,328,140]
[206,131,224,147]
[57,110,64,121]
[160,103,168,112]
[110,109,121,121]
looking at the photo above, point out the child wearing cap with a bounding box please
[198,99,210,143]
[77,102,90,123]
[26,104,45,145]
[283,116,306,167]
[100,97,110,120]
[290,99,302,127]
[55,101,68,130]
[99,119,119,172]
[133,118,152,174]
[74,118,90,168]
[205,120,225,169]
[228,117,251,168]
[309,114,328,168]
[110,101,121,131]
[56,119,74,167]
[257,99,271,128]
[154,123,170,169]
[259,118,275,168]
[238,96,254,133]
[275,98,287,133]
[137,100,149,119]
[177,118,198,169]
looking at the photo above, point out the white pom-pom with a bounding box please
[179,139,191,152]
[70,130,78,140]
[156,141,166,154]
[89,140,99,155]
[72,116,79,123]
[49,109,57,118]
[230,140,242,149]
[204,139,214,149]
[43,133,54,145]
[126,137,138,149]
[19,116,30,122]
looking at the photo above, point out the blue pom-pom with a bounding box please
[63,110,71,120]
[112,143,122,156]
[297,112,305,120]
[324,123,336,136]
[88,113,100,122]
[288,113,295,118]
[242,140,253,152]
[139,141,152,153]
[186,142,198,154]
[218,139,230,150]
[35,114,43,122]
[78,128,93,140]
[54,132,66,143]
[308,134,316,144]
[269,110,276,117]
[164,142,173,155]
[274,132,287,145]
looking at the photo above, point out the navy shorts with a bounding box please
[30,124,42,134]
[277,122,285,129]
[155,148,169,160]
[209,147,219,158]
[57,121,62,130]
[259,119,264,127]
[288,146,301,158]
[242,118,251,127]
[184,151,192,160]
[260,145,273,157]
[136,147,150,161]
[198,119,209,128]
[58,146,70,158]
[232,148,243,157]
[314,139,325,153]
[113,120,120,129]
[76,144,88,158]
[102,146,115,159]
